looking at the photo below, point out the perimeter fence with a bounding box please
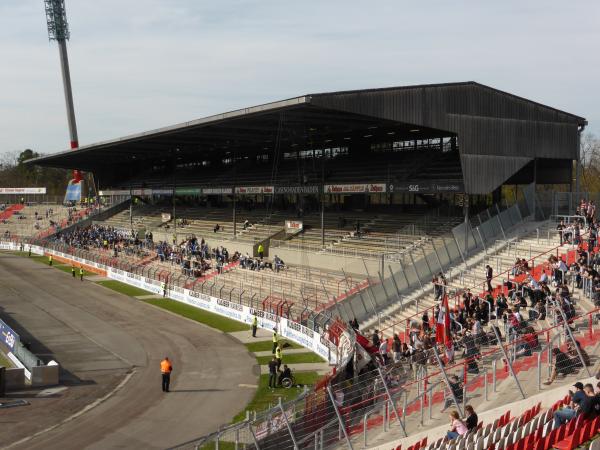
[168,303,600,450]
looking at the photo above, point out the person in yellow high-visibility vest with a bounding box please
[71,266,76,278]
[252,314,258,338]
[272,327,278,354]
[79,267,84,281]
[48,255,53,266]
[275,343,282,371]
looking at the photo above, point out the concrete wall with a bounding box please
[4,368,25,390]
[270,247,388,277]
[31,364,59,387]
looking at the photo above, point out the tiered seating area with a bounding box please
[0,204,78,238]
[366,223,572,340]
[273,211,463,259]
[115,147,462,190]
[410,397,600,450]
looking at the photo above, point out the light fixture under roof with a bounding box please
[363,134,373,138]
[368,126,378,129]
[324,139,332,143]
[387,131,395,135]
[343,137,351,140]
[410,129,420,132]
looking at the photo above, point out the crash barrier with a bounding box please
[0,240,353,368]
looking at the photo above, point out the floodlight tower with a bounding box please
[44,0,83,200]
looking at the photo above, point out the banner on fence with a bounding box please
[0,241,337,364]
[0,318,19,352]
[0,187,46,194]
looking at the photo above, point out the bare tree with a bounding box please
[580,132,600,192]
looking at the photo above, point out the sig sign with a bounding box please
[0,318,19,352]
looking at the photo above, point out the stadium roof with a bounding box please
[29,81,586,194]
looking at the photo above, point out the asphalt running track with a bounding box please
[0,253,256,449]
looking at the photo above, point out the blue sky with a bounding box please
[0,0,599,155]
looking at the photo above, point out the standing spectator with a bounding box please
[422,310,430,332]
[485,265,493,292]
[372,329,381,348]
[392,334,402,363]
[268,356,278,389]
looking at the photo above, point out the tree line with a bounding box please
[0,149,70,196]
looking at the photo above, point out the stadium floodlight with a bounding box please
[44,0,83,201]
[44,0,70,41]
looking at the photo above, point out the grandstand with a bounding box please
[0,203,84,239]
[25,82,593,450]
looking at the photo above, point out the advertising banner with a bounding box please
[0,241,337,365]
[324,183,387,194]
[275,185,319,194]
[0,187,46,194]
[389,182,464,193]
[98,189,130,196]
[235,186,274,195]
[0,318,19,352]
[203,187,233,195]
[284,220,303,234]
[175,187,201,195]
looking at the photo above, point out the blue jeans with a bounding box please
[447,431,459,440]
[554,408,577,428]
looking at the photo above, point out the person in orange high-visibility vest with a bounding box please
[161,357,173,392]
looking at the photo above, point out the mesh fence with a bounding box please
[165,304,600,450]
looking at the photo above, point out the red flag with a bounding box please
[436,295,452,349]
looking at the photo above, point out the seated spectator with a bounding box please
[441,375,463,411]
[464,405,478,433]
[553,382,591,428]
[446,410,468,440]
[567,340,591,368]
[544,348,577,385]
[273,255,284,272]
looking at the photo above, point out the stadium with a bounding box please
[2,74,600,450]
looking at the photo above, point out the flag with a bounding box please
[436,295,452,349]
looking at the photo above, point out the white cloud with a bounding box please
[0,0,598,155]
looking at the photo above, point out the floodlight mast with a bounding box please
[44,0,82,184]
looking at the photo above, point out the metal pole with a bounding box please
[326,385,354,450]
[388,265,404,310]
[233,188,237,239]
[492,325,526,398]
[476,227,487,255]
[431,239,445,276]
[279,402,299,450]
[377,366,407,437]
[464,194,469,254]
[248,423,261,450]
[432,346,463,416]
[555,303,592,377]
[495,204,506,239]
[408,252,425,294]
